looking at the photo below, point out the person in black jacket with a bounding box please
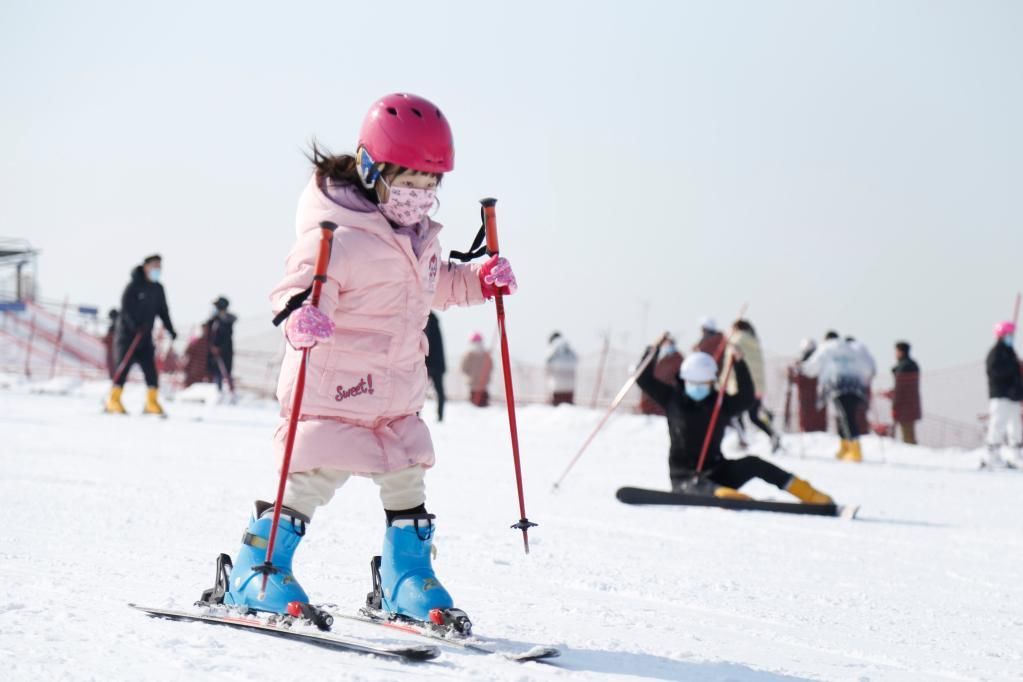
[207,296,236,394]
[984,321,1022,468]
[424,312,446,421]
[105,254,177,415]
[636,346,833,503]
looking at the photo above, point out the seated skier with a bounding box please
[636,345,833,504]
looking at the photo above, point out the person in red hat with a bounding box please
[460,332,493,407]
[208,94,517,632]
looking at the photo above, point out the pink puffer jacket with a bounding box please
[270,176,486,473]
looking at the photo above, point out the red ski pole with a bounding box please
[481,198,537,554]
[259,221,336,598]
[695,352,737,473]
[111,330,145,386]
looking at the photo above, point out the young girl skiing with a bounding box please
[215,93,516,632]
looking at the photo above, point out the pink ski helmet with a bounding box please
[994,321,1016,338]
[357,93,454,184]
[469,332,483,343]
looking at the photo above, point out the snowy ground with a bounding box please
[1,380,1021,681]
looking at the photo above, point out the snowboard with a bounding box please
[616,487,858,518]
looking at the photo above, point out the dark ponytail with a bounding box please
[306,140,378,204]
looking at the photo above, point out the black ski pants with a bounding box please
[746,399,777,439]
[428,370,445,422]
[114,340,158,388]
[833,394,864,440]
[707,456,792,490]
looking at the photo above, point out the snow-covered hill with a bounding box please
[1,383,1020,681]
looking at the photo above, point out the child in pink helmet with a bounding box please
[209,93,517,633]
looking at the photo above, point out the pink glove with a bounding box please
[479,255,517,299]
[285,305,335,349]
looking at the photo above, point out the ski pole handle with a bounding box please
[481,198,499,255]
[309,221,337,307]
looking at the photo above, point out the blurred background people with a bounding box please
[424,312,446,421]
[639,335,683,416]
[788,338,828,433]
[105,254,176,415]
[984,321,1022,468]
[103,309,119,380]
[545,331,578,406]
[460,332,492,407]
[693,316,725,357]
[724,319,782,451]
[801,331,874,462]
[206,296,236,395]
[889,340,921,444]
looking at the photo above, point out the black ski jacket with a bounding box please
[987,342,1023,401]
[636,348,755,479]
[116,266,176,348]
[424,312,446,376]
[206,313,236,370]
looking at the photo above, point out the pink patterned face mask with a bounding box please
[378,179,437,227]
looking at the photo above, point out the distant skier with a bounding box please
[424,312,446,421]
[693,316,725,358]
[460,332,493,407]
[723,319,782,451]
[636,346,833,504]
[105,254,176,415]
[206,296,236,394]
[887,341,921,444]
[639,336,683,416]
[545,331,578,406]
[209,93,517,631]
[845,335,876,436]
[984,321,1022,468]
[788,338,827,432]
[800,331,874,462]
[103,309,119,380]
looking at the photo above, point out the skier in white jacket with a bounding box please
[801,331,875,462]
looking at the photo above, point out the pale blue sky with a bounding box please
[2,0,1020,369]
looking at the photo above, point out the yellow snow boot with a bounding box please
[835,439,851,460]
[840,440,863,463]
[105,386,127,414]
[714,486,753,501]
[786,477,834,505]
[143,387,165,416]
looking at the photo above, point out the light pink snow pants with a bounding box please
[281,465,427,519]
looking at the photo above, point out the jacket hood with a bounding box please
[130,265,146,283]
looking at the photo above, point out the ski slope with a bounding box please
[1,381,1020,681]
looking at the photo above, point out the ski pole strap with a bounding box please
[272,286,312,327]
[448,221,488,264]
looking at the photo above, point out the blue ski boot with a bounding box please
[366,513,471,635]
[222,500,310,614]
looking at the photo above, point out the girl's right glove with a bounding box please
[285,305,335,349]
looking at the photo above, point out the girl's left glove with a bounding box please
[479,256,517,299]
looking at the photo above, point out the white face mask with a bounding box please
[148,268,162,283]
[378,177,437,227]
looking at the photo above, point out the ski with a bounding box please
[325,607,561,663]
[129,603,440,662]
[616,487,859,519]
